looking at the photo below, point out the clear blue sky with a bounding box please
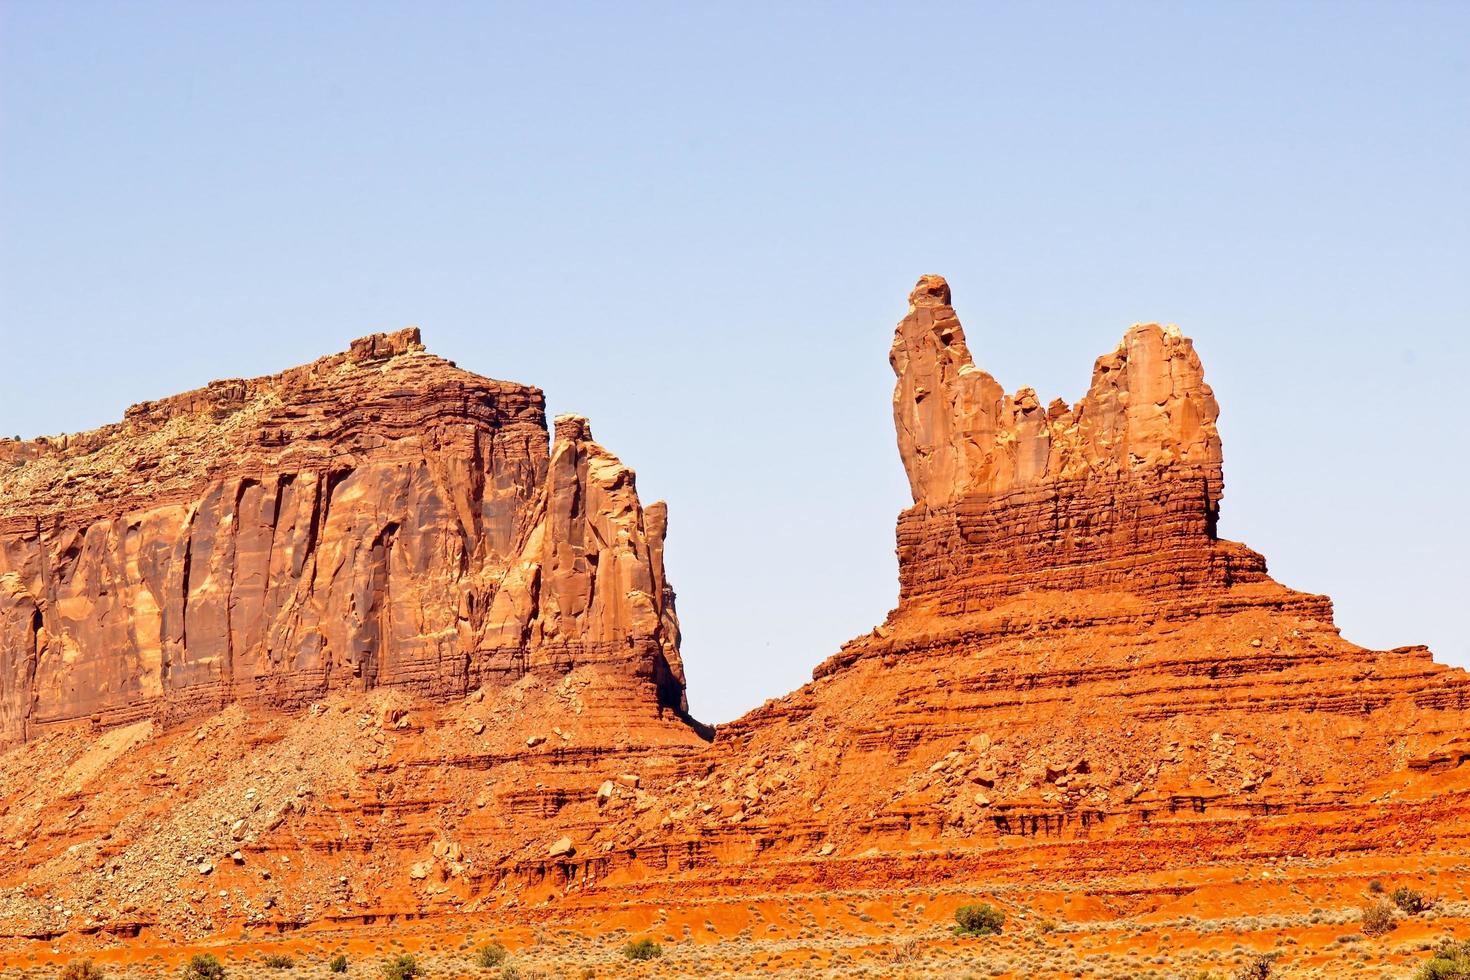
[2,2,1466,724]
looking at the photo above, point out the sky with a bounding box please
[2,2,1466,724]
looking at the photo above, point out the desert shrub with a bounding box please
[889,937,922,965]
[954,903,1005,936]
[1234,952,1279,979]
[500,966,522,980]
[262,954,295,969]
[622,939,663,961]
[380,954,421,980]
[181,955,226,980]
[328,955,348,973]
[472,943,507,968]
[60,960,106,980]
[1368,878,1385,893]
[1392,885,1429,914]
[1418,939,1470,980]
[1360,900,1396,937]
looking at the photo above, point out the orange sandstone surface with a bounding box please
[3,280,1470,978]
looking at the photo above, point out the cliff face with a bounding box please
[890,274,1288,609]
[479,414,687,713]
[893,275,1221,508]
[0,329,689,746]
[3,283,1470,962]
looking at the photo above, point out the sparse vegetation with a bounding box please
[1392,885,1429,913]
[472,942,508,968]
[1234,951,1279,979]
[622,938,664,961]
[954,903,1006,936]
[889,937,923,965]
[380,954,421,980]
[262,954,296,969]
[1360,900,1396,937]
[60,960,107,980]
[181,955,227,980]
[1367,878,1385,893]
[23,878,1467,979]
[1417,939,1470,979]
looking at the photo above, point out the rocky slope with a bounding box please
[3,280,1469,971]
[625,276,1470,885]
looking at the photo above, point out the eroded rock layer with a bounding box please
[892,274,1279,608]
[661,276,1470,883]
[0,330,691,746]
[2,280,1469,971]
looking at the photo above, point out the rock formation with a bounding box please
[479,413,687,713]
[0,329,690,746]
[893,274,1221,506]
[3,282,1469,974]
[685,276,1470,865]
[891,273,1282,608]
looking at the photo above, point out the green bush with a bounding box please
[953,903,1005,936]
[328,955,349,974]
[1392,885,1429,914]
[622,939,663,961]
[380,954,421,980]
[262,954,295,969]
[1418,939,1470,980]
[60,961,107,980]
[472,943,507,968]
[181,954,227,980]
[1360,900,1396,937]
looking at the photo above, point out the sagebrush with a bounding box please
[954,903,1005,936]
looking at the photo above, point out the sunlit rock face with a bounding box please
[0,329,688,745]
[889,273,1281,608]
[697,276,1470,908]
[3,280,1470,953]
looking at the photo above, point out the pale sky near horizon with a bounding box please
[2,2,1466,724]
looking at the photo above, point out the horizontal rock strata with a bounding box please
[0,329,691,746]
[2,279,1468,953]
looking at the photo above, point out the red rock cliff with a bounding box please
[890,274,1305,612]
[2,279,1469,959]
[0,329,687,746]
[663,276,1470,901]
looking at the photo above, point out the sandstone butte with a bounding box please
[2,280,1469,978]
